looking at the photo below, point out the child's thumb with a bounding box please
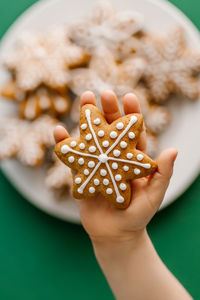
[157,148,178,181]
[148,148,178,208]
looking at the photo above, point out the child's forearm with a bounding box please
[92,230,192,300]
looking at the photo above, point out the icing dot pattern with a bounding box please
[81,124,87,130]
[93,118,100,125]
[112,162,118,170]
[75,177,82,184]
[89,146,96,153]
[116,122,124,130]
[103,179,109,186]
[98,130,104,137]
[134,168,141,175]
[79,143,85,150]
[88,161,95,168]
[68,156,75,163]
[100,169,107,176]
[78,158,84,165]
[70,141,77,147]
[110,131,118,139]
[94,179,100,186]
[86,133,92,141]
[89,187,95,193]
[58,108,155,207]
[102,140,109,148]
[84,169,89,175]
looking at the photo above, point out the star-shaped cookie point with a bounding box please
[55,104,157,209]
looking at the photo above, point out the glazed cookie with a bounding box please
[4,27,88,92]
[55,104,157,209]
[140,27,200,102]
[0,115,60,167]
[69,1,143,56]
[1,80,25,101]
[19,86,71,120]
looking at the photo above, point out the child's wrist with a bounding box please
[92,228,148,264]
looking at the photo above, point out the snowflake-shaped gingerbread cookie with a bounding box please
[0,115,60,167]
[55,104,157,209]
[141,27,200,102]
[4,27,87,91]
[69,1,143,56]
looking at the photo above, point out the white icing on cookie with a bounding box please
[75,177,82,184]
[79,143,85,150]
[93,118,100,125]
[94,179,100,186]
[120,183,127,191]
[103,179,109,185]
[102,140,109,147]
[68,156,75,163]
[98,153,109,163]
[115,174,122,181]
[105,116,137,156]
[127,153,133,159]
[86,133,92,141]
[113,149,120,157]
[112,162,118,169]
[123,165,129,171]
[72,110,149,203]
[128,132,135,139]
[110,131,117,139]
[61,145,69,154]
[120,141,127,149]
[77,188,83,194]
[81,123,87,130]
[88,161,95,168]
[89,146,96,153]
[70,141,77,147]
[134,168,141,175]
[98,130,104,137]
[89,187,95,193]
[116,196,124,203]
[137,154,144,161]
[84,169,89,175]
[116,122,124,130]
[100,169,107,176]
[106,188,113,194]
[78,158,84,165]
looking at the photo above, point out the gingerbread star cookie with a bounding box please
[69,1,143,56]
[55,104,157,209]
[140,27,200,102]
[4,27,88,91]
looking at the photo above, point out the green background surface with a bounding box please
[0,0,200,299]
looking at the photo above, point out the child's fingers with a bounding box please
[80,91,97,107]
[123,93,141,115]
[101,90,121,123]
[54,125,69,143]
[123,93,147,153]
[148,148,178,208]
[136,130,146,153]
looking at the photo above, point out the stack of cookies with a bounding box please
[0,2,200,198]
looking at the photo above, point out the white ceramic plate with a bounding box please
[0,0,200,223]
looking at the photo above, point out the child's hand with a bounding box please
[54,91,177,244]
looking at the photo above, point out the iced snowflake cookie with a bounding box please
[19,86,71,120]
[0,115,60,167]
[140,27,200,103]
[1,82,71,120]
[55,104,157,209]
[69,1,143,56]
[4,27,88,92]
